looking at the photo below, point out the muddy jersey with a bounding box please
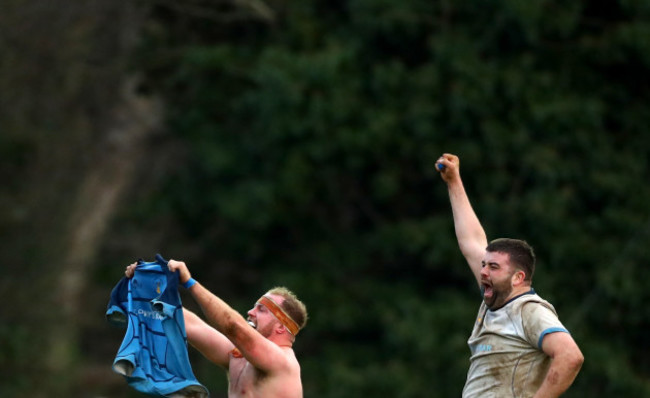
[462,290,569,398]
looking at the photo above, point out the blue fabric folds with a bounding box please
[106,254,208,397]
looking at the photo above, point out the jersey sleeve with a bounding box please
[521,301,569,349]
[106,277,129,327]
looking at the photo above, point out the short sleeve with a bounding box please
[106,277,130,327]
[521,301,569,349]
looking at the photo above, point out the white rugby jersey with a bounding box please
[462,290,569,398]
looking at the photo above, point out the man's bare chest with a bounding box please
[229,359,267,395]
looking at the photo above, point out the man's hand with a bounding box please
[168,259,192,284]
[436,153,461,185]
[125,262,137,278]
[124,259,192,285]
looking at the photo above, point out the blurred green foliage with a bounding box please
[3,0,650,396]
[116,1,650,396]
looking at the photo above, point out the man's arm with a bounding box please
[169,260,292,373]
[437,153,488,285]
[534,332,584,398]
[183,308,234,368]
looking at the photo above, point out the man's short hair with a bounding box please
[486,238,536,282]
[267,287,308,331]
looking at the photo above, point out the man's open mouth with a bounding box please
[482,282,493,298]
[247,320,257,329]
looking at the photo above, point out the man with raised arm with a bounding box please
[125,259,308,398]
[436,153,583,398]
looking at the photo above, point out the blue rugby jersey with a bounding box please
[106,254,208,397]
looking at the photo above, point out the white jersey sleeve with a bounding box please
[521,300,569,349]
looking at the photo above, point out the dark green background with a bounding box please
[2,0,649,396]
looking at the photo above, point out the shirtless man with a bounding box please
[126,259,308,397]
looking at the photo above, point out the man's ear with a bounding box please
[512,270,526,286]
[274,322,287,335]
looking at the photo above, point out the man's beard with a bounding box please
[483,277,513,310]
[254,321,275,338]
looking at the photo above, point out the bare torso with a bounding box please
[227,348,302,398]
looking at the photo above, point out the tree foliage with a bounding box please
[111,1,650,396]
[3,0,650,396]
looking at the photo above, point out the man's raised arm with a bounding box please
[182,308,233,368]
[437,153,488,286]
[168,260,290,373]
